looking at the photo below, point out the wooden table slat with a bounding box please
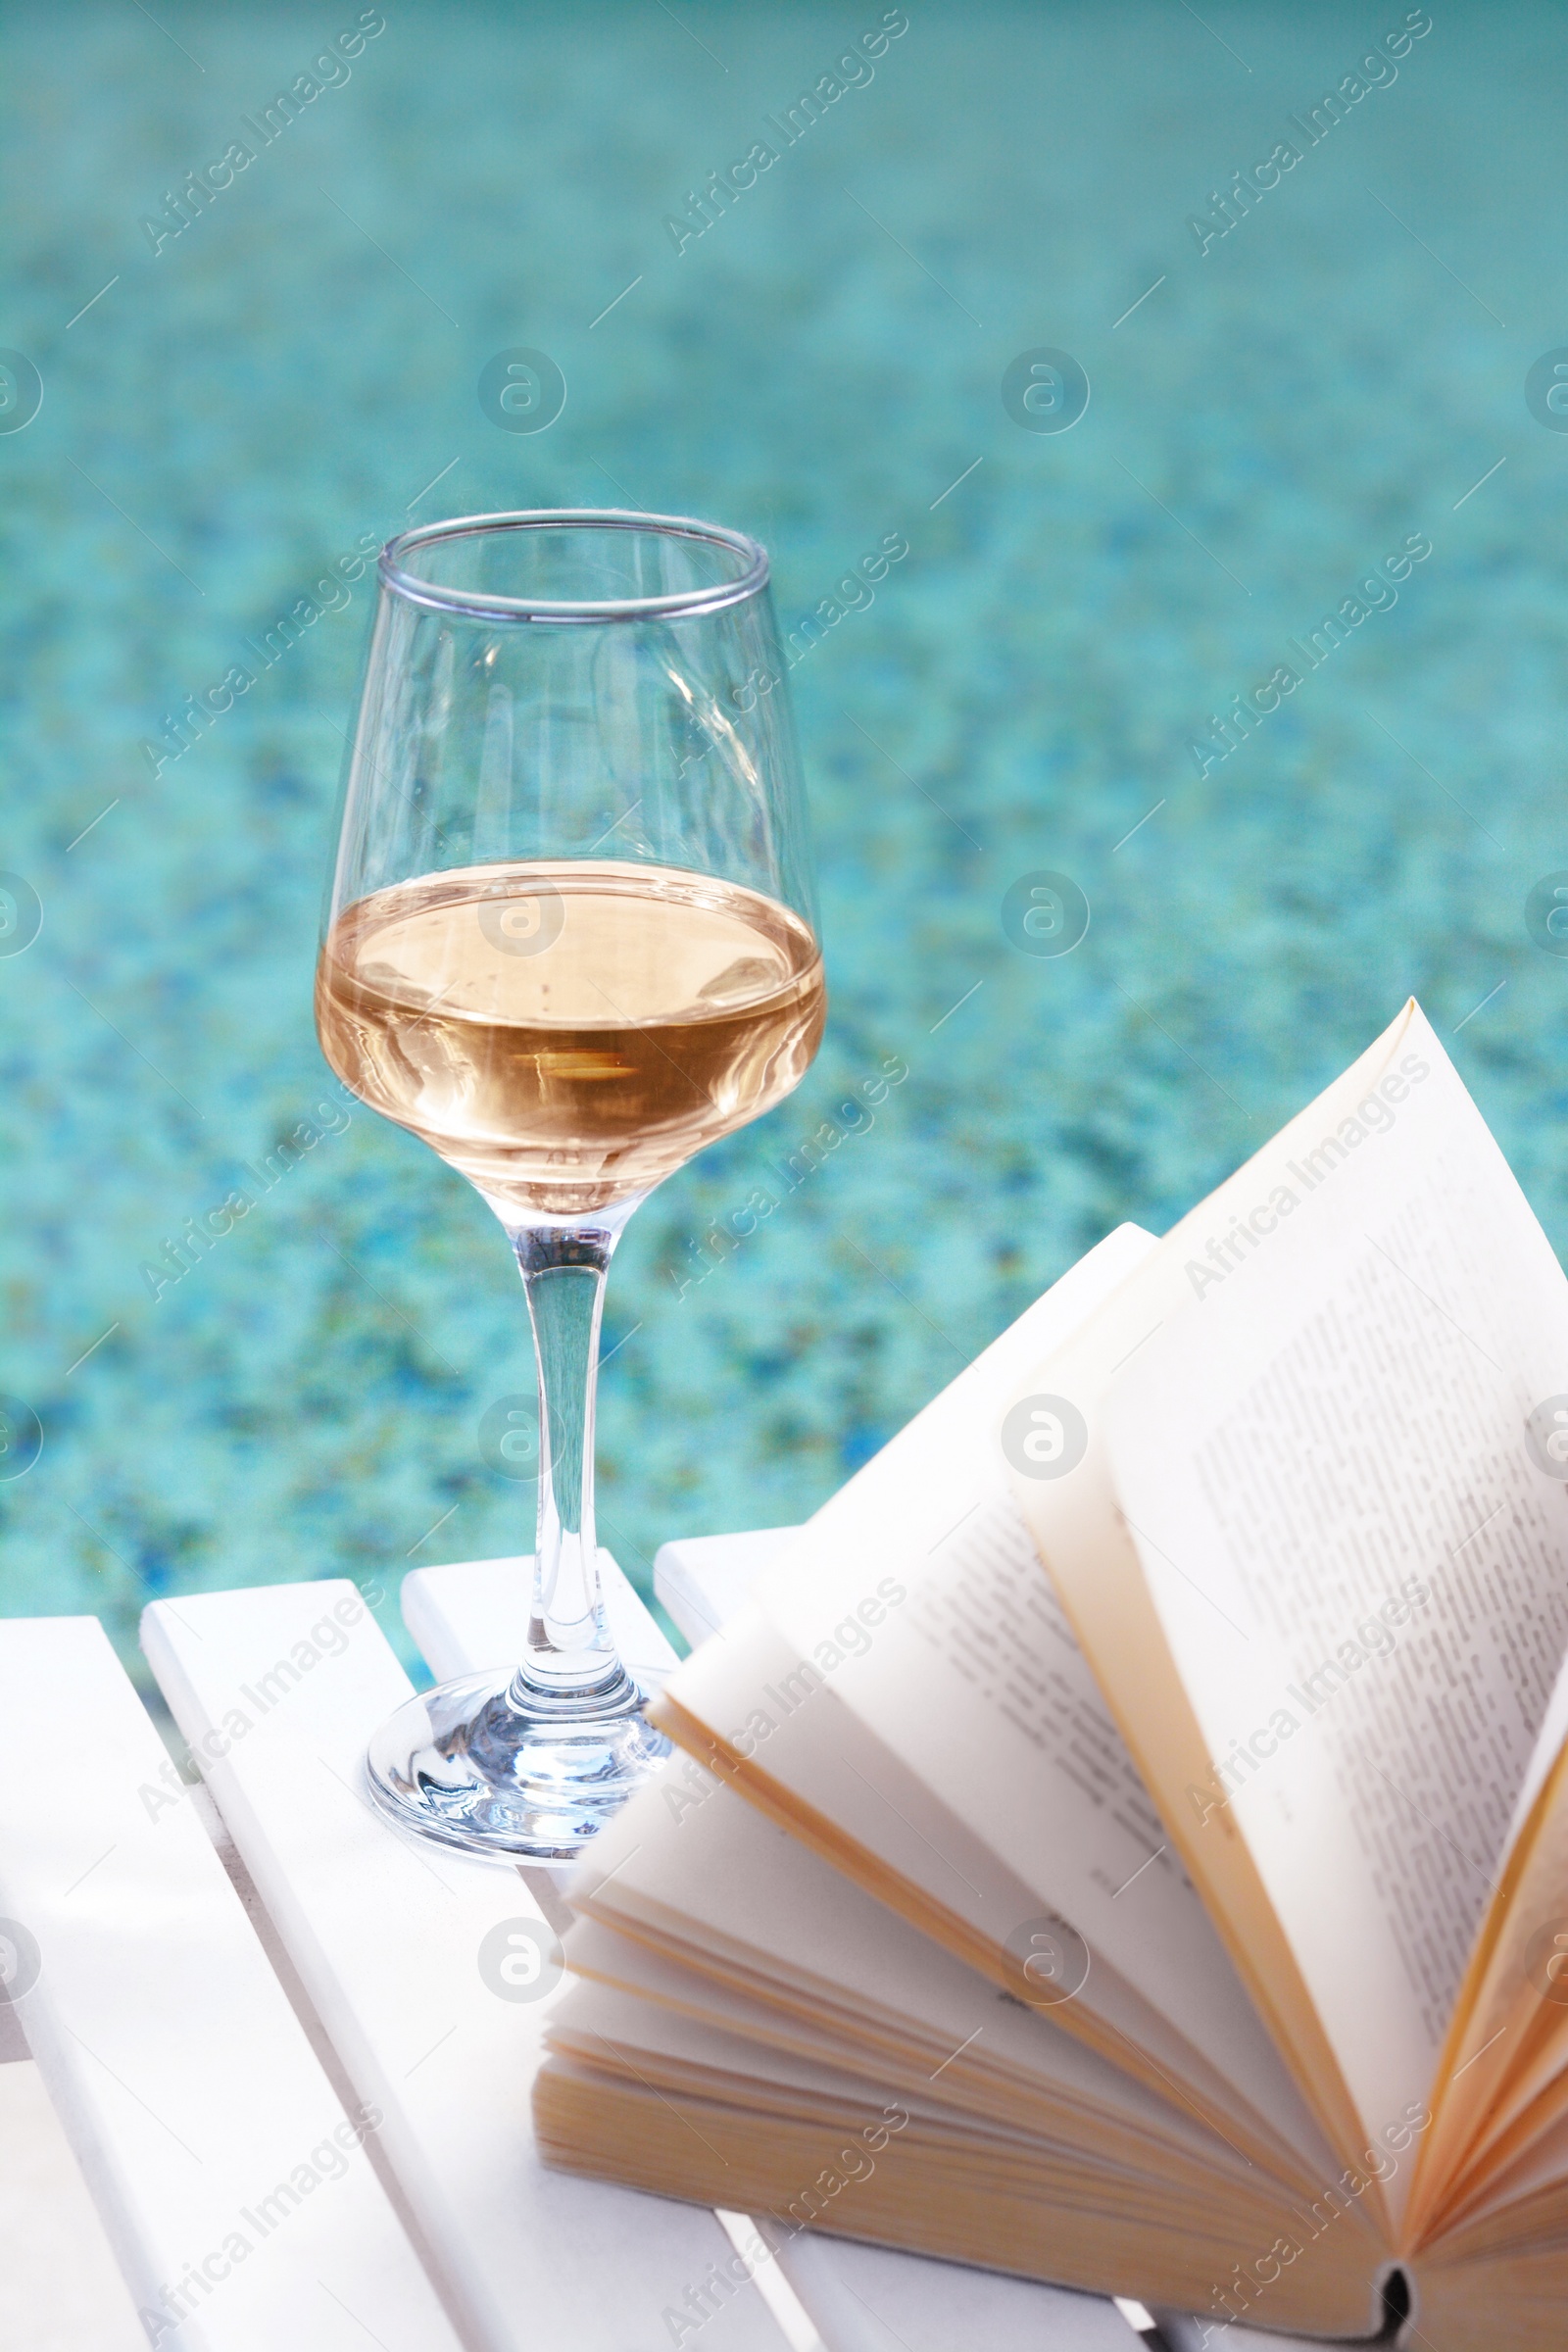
[0,1614,463,2352]
[142,1577,790,2352]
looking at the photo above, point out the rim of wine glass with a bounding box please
[378,509,771,624]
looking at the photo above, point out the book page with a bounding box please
[1505,1642,1568,1856]
[549,1959,1311,2244]
[570,1753,1271,2184]
[539,1976,1384,2341]
[1403,1730,1568,2238]
[1104,1013,1568,2164]
[905,1497,1175,1876]
[662,1228,1340,2165]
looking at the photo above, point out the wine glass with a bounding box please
[317,511,824,1860]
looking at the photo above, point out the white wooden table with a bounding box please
[0,1532,1342,2352]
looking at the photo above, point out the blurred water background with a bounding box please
[2,0,1563,1688]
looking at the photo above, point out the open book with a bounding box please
[534,1004,1568,2348]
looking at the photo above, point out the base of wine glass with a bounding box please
[365,1664,671,1862]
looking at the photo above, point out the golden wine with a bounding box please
[317,859,826,1216]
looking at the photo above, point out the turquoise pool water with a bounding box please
[2,1,1564,1688]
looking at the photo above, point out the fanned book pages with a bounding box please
[533,1003,1568,2349]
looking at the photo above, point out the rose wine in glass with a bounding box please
[317,861,823,1216]
[317,512,823,1859]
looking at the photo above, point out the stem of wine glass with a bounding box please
[507,1208,639,1709]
